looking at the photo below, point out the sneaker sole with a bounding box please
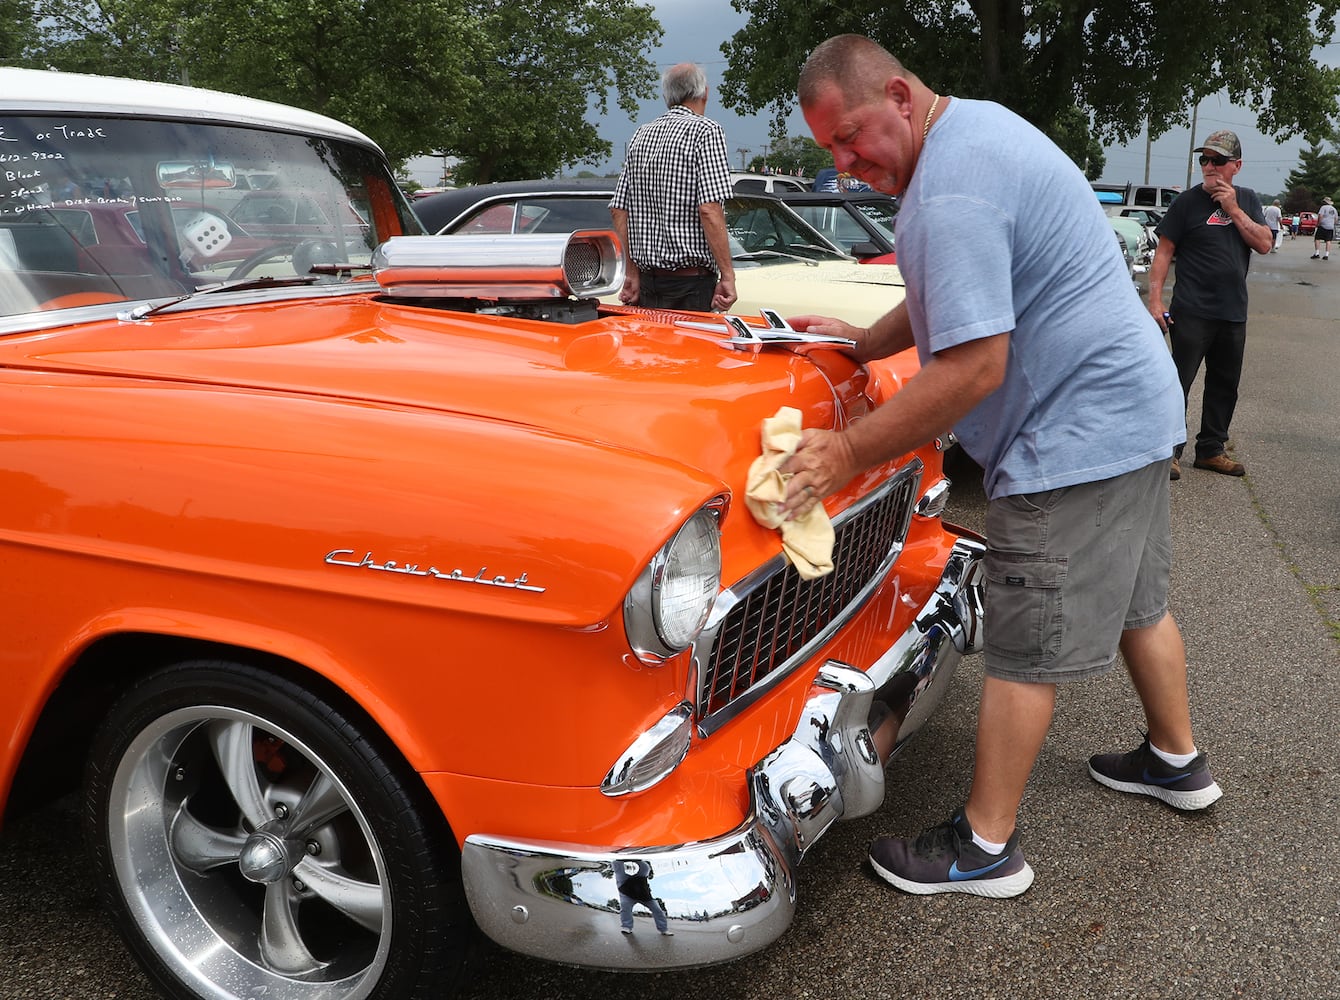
[869,855,1036,898]
[1088,765,1223,810]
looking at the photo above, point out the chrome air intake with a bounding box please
[372,230,624,300]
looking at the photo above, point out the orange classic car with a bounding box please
[0,69,985,999]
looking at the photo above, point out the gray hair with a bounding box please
[662,63,707,107]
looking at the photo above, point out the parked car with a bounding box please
[1106,212,1153,281]
[779,189,899,263]
[414,180,907,325]
[730,171,810,193]
[1105,208,1155,258]
[1,67,985,1000]
[1113,206,1162,232]
[227,188,370,241]
[1298,211,1319,235]
[812,167,873,192]
[1091,182,1181,209]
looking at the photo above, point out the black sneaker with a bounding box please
[1088,734,1222,810]
[868,811,1035,898]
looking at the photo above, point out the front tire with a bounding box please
[84,660,470,1000]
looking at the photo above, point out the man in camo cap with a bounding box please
[1148,128,1272,478]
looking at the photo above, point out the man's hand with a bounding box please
[1204,174,1238,209]
[789,314,869,359]
[711,276,737,311]
[619,270,640,305]
[777,427,860,519]
[1148,298,1170,333]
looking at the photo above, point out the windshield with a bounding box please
[724,197,850,262]
[852,201,898,240]
[0,115,421,319]
[788,200,898,254]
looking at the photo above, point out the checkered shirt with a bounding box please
[610,106,732,272]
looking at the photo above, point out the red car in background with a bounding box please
[1297,211,1318,236]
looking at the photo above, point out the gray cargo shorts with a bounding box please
[982,458,1173,684]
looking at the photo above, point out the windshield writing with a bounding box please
[1,116,419,319]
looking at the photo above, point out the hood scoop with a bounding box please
[373,231,625,323]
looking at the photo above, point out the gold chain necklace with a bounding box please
[922,94,941,141]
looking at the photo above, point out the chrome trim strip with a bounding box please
[459,541,985,971]
[692,460,922,737]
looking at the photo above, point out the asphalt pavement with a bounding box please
[3,234,1338,999]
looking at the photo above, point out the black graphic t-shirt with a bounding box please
[1156,183,1265,323]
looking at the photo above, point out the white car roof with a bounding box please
[0,67,379,151]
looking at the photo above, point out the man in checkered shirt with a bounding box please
[610,63,737,312]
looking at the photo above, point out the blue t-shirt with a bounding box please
[896,99,1185,499]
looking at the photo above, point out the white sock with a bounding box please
[971,830,1008,855]
[1149,741,1197,768]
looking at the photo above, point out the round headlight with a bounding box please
[653,510,722,649]
[624,507,722,661]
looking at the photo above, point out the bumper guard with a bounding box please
[460,534,985,970]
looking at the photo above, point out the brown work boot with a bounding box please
[1193,453,1245,476]
[1170,456,1181,481]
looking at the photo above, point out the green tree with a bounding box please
[173,0,480,165]
[446,0,661,184]
[0,0,38,62]
[24,0,187,81]
[718,0,1340,177]
[751,135,832,177]
[26,0,480,163]
[23,0,660,178]
[1282,184,1316,215]
[1284,143,1340,207]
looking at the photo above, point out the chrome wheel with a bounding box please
[87,662,470,1000]
[111,706,390,998]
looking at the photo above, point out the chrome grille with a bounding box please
[695,461,922,733]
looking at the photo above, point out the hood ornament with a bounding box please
[675,308,857,350]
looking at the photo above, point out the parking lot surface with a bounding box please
[3,235,1338,999]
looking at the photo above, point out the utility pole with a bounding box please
[736,147,751,170]
[1144,121,1152,184]
[1186,101,1199,190]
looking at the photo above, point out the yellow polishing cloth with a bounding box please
[744,406,835,580]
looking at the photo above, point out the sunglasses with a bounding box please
[1198,154,1234,167]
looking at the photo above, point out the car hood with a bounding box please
[728,259,905,327]
[5,294,890,614]
[14,295,874,454]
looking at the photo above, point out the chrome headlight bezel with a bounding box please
[624,505,723,664]
[600,702,694,797]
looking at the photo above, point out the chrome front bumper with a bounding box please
[460,534,985,971]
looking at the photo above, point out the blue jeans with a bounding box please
[619,893,669,932]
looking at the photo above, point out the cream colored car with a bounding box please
[413,180,905,326]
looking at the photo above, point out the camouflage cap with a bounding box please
[1195,129,1242,160]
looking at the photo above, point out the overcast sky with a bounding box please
[406,2,1338,197]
